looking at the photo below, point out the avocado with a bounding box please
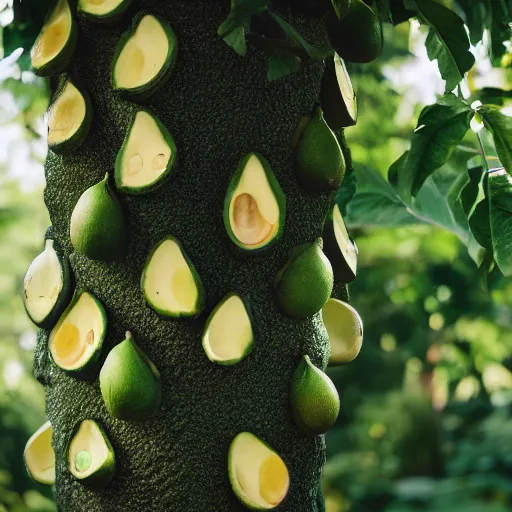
[67,419,116,488]
[320,53,357,130]
[24,421,55,486]
[77,0,134,22]
[323,203,358,282]
[326,0,384,63]
[100,332,161,421]
[111,14,178,101]
[488,167,512,276]
[49,290,107,377]
[290,355,340,434]
[23,239,73,329]
[224,153,286,253]
[295,107,346,194]
[31,0,77,77]
[141,236,205,319]
[115,110,177,194]
[228,432,290,510]
[274,238,333,318]
[70,173,128,262]
[322,299,363,365]
[47,77,94,155]
[202,293,255,365]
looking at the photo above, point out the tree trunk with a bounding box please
[34,1,348,510]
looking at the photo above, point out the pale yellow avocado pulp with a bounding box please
[333,204,357,275]
[24,421,55,485]
[31,0,72,68]
[203,295,252,363]
[229,155,280,248]
[114,15,170,89]
[68,420,110,479]
[50,293,105,370]
[79,0,124,15]
[144,239,199,314]
[322,298,363,363]
[120,111,172,188]
[48,82,86,146]
[24,240,62,323]
[335,55,357,119]
[230,432,289,509]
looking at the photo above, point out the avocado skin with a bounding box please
[326,0,384,63]
[295,107,346,194]
[35,2,348,511]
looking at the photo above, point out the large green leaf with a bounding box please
[345,164,470,242]
[413,0,475,91]
[391,94,473,200]
[477,106,512,174]
[488,168,512,276]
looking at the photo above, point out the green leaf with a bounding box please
[336,166,357,216]
[223,26,247,56]
[330,0,351,20]
[477,106,512,174]
[413,0,475,91]
[267,54,301,81]
[218,0,267,56]
[488,168,512,276]
[391,94,473,200]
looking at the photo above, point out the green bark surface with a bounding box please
[33,1,349,510]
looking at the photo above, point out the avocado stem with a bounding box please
[125,331,133,340]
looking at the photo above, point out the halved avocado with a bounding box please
[23,239,73,329]
[224,153,286,253]
[115,110,177,194]
[228,432,290,510]
[141,236,205,319]
[47,78,94,155]
[111,14,178,101]
[67,420,116,489]
[323,203,358,282]
[24,421,55,486]
[320,53,357,130]
[78,0,134,22]
[49,290,107,377]
[202,293,254,365]
[31,0,77,77]
[322,299,363,365]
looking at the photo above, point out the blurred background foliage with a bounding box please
[0,1,511,511]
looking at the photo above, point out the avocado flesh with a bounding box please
[333,204,357,278]
[78,0,129,17]
[142,237,204,318]
[116,111,175,192]
[68,420,115,487]
[228,154,281,250]
[49,292,106,373]
[114,15,172,91]
[24,240,66,327]
[203,294,254,365]
[48,81,87,148]
[322,299,363,364]
[321,54,357,130]
[31,0,74,73]
[24,421,55,486]
[229,432,289,510]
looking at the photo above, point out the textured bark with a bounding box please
[34,1,349,510]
